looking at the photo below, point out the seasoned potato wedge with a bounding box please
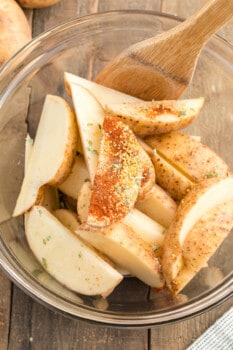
[150,151,193,201]
[137,146,156,201]
[26,206,122,297]
[13,95,77,216]
[87,115,143,227]
[77,223,164,288]
[105,98,204,136]
[64,72,140,107]
[145,132,231,182]
[77,179,165,247]
[162,176,233,294]
[58,154,89,200]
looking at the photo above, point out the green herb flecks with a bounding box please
[42,257,48,269]
[32,268,43,278]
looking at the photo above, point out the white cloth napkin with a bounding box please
[188,307,233,350]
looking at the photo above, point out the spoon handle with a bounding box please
[181,0,233,48]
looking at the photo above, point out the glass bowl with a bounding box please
[0,10,232,328]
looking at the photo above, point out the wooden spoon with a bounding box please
[95,0,233,100]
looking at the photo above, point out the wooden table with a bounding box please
[0,1,232,349]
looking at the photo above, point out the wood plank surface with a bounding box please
[0,1,232,349]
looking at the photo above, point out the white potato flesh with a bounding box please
[162,176,233,292]
[77,179,164,247]
[123,208,165,246]
[26,206,122,297]
[53,209,80,231]
[69,84,104,183]
[178,177,233,245]
[77,223,164,288]
[105,98,204,135]
[64,72,141,107]
[77,181,92,223]
[24,134,60,212]
[58,155,89,200]
[136,184,177,228]
[13,95,77,216]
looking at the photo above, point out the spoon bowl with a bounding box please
[95,0,233,100]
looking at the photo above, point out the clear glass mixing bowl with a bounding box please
[0,10,232,327]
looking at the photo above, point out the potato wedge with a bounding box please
[69,83,104,182]
[58,154,89,200]
[53,209,80,231]
[77,223,164,288]
[87,115,143,227]
[137,146,156,201]
[77,180,92,223]
[13,95,77,216]
[145,132,231,182]
[123,208,165,247]
[162,176,233,294]
[150,151,193,201]
[0,0,31,67]
[26,206,122,297]
[77,179,165,246]
[64,72,140,107]
[24,133,60,212]
[105,98,204,136]
[136,184,177,228]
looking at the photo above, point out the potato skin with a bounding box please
[163,200,233,294]
[17,0,60,8]
[0,0,31,67]
[145,132,231,182]
[162,177,233,294]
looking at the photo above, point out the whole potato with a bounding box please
[17,0,60,8]
[0,0,31,67]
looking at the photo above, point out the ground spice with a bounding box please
[87,115,143,227]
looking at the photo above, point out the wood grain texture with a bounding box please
[0,270,11,350]
[95,0,233,100]
[0,1,232,349]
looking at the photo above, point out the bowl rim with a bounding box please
[0,9,232,327]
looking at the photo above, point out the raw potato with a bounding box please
[77,181,92,223]
[17,0,60,8]
[77,223,164,288]
[77,180,165,247]
[105,98,204,136]
[24,134,60,212]
[0,0,31,67]
[136,184,177,228]
[145,132,231,182]
[162,176,233,294]
[26,206,123,297]
[53,209,80,231]
[58,154,89,200]
[150,151,193,201]
[137,146,156,201]
[87,115,143,227]
[13,95,78,216]
[69,83,104,183]
[141,139,193,201]
[123,208,165,247]
[64,72,141,106]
